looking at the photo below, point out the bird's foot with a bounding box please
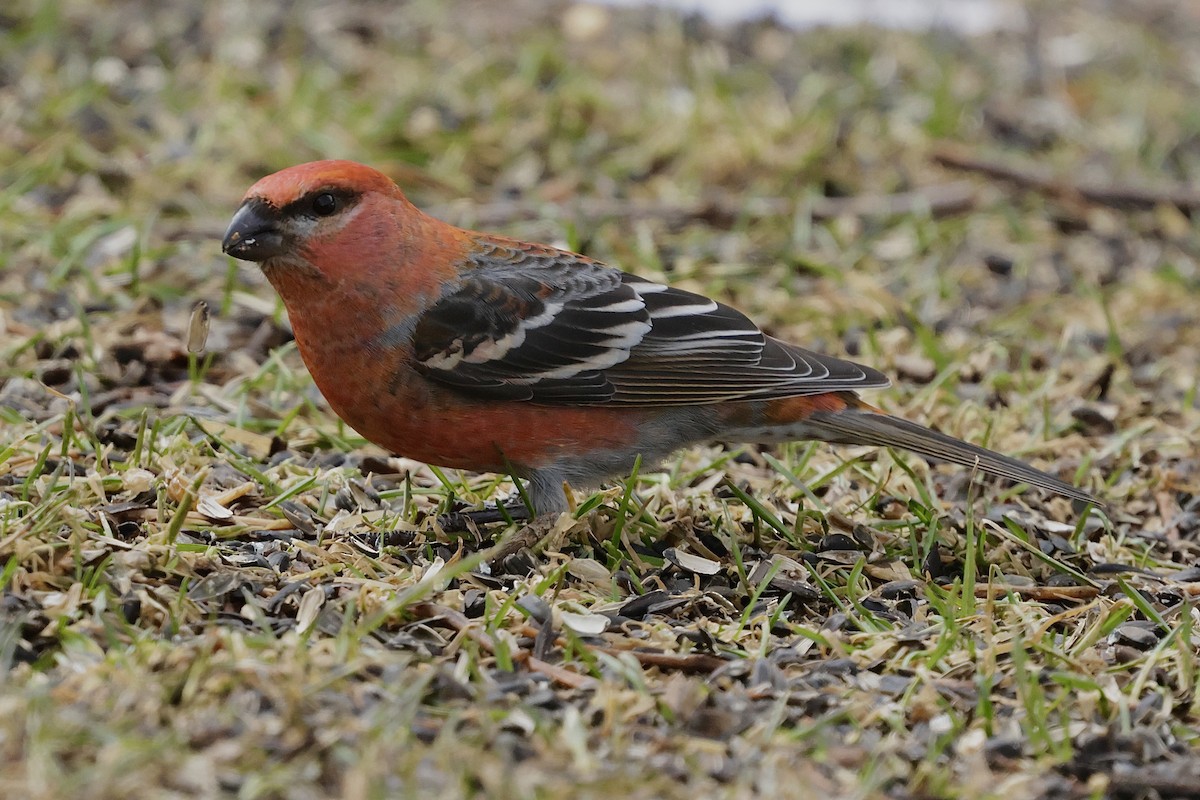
[436,502,533,532]
[484,514,562,572]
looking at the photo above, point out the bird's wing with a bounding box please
[410,237,889,405]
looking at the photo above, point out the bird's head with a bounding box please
[222,160,413,278]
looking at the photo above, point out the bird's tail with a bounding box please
[801,402,1099,505]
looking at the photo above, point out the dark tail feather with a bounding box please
[808,409,1100,506]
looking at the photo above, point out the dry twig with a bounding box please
[429,182,978,229]
[933,142,1200,211]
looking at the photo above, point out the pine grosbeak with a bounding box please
[222,160,1096,516]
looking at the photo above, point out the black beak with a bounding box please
[222,200,285,261]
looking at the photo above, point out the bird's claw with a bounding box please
[436,503,533,532]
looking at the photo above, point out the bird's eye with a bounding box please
[311,192,339,217]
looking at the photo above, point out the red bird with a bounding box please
[222,160,1096,517]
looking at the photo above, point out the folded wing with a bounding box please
[411,236,888,405]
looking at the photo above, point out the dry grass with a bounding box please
[1,0,1198,797]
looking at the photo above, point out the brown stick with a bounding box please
[428,182,978,229]
[517,623,729,675]
[516,653,598,690]
[933,142,1200,211]
[592,645,728,673]
[974,584,1100,601]
[411,602,497,649]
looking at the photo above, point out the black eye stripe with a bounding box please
[278,188,359,219]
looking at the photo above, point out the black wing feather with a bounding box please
[410,237,888,405]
